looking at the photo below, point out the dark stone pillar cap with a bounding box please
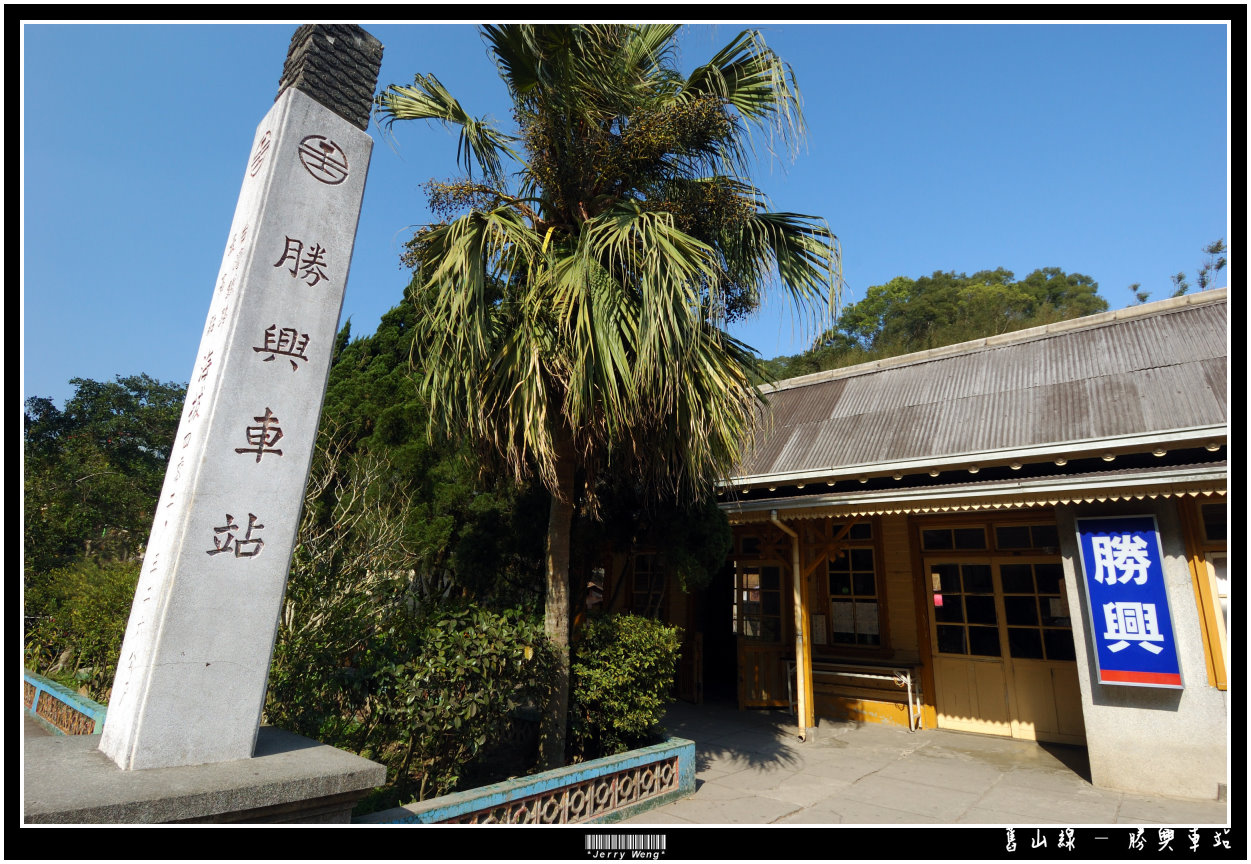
[277,24,383,131]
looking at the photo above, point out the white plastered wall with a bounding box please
[1057,500,1228,801]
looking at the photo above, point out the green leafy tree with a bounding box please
[766,267,1107,379]
[376,24,842,767]
[24,375,185,574]
[24,560,139,700]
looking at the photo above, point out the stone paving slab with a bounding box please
[775,795,945,824]
[621,702,1230,827]
[833,773,984,822]
[872,750,1010,794]
[1114,795,1230,826]
[756,770,859,808]
[651,789,803,825]
[966,782,1122,825]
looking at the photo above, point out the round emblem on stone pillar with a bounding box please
[297,135,349,185]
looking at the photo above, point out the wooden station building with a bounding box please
[609,288,1229,800]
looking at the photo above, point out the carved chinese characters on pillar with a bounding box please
[208,225,251,334]
[249,131,272,178]
[234,407,284,462]
[185,351,214,426]
[273,236,330,286]
[206,513,265,558]
[253,324,310,370]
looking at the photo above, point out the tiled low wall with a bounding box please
[358,737,696,825]
[23,670,108,735]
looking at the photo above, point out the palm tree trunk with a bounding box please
[539,422,576,770]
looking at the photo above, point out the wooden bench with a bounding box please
[788,658,923,731]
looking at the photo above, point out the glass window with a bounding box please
[962,564,993,593]
[1008,628,1044,659]
[1001,563,1035,594]
[828,543,881,646]
[995,525,1031,549]
[968,626,1001,657]
[923,527,988,550]
[735,564,782,643]
[1032,524,1060,549]
[1001,561,1074,660]
[994,523,1060,551]
[955,528,988,549]
[630,553,666,618]
[933,562,997,657]
[1201,503,1226,542]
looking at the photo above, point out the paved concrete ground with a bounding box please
[24,712,53,738]
[620,700,1230,826]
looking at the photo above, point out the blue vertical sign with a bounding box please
[1075,515,1183,688]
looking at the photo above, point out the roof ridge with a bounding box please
[762,287,1228,394]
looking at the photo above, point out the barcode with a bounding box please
[585,833,666,852]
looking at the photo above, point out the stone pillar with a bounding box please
[100,25,383,771]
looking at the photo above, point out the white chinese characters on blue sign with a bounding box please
[1076,515,1182,688]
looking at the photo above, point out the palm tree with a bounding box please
[376,24,842,767]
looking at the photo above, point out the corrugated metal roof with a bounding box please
[737,291,1228,483]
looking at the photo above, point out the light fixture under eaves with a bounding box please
[858,476,868,484]
[1054,458,1068,466]
[826,481,836,487]
[928,470,940,477]
[1152,448,1167,457]
[968,465,979,474]
[1102,453,1116,462]
[768,486,777,492]
[892,472,903,480]
[1009,462,1022,470]
[1205,441,1222,452]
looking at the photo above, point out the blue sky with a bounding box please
[22,20,1230,409]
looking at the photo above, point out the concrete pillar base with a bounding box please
[24,726,385,824]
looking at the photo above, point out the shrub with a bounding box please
[267,600,557,809]
[23,560,139,702]
[569,613,682,761]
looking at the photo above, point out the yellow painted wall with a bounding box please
[807,514,925,730]
[881,514,920,661]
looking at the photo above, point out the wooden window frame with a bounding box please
[808,517,893,659]
[1179,497,1229,689]
[733,560,787,644]
[629,551,668,620]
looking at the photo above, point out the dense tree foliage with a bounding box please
[23,375,185,575]
[313,300,552,609]
[761,267,1108,381]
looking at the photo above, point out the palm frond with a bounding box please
[731,211,843,316]
[375,73,519,182]
[683,29,806,166]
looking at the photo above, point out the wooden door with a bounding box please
[926,556,1084,744]
[734,562,791,708]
